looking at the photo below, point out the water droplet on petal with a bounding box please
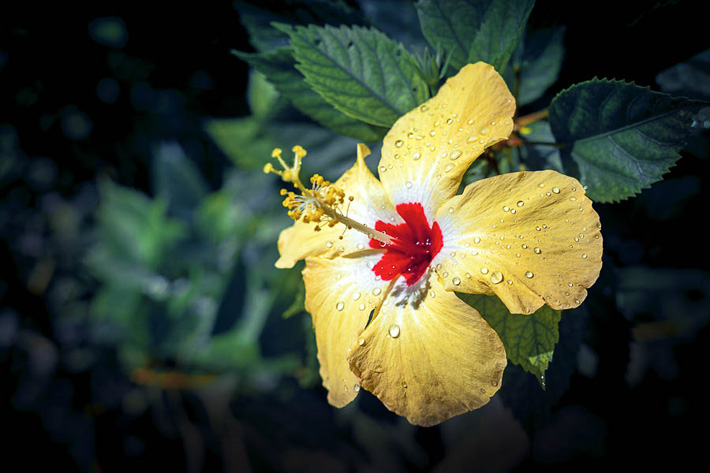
[388,324,400,338]
[534,247,541,254]
[525,271,534,279]
[490,271,504,284]
[517,200,524,207]
[473,237,481,244]
[481,267,489,275]
[373,288,381,296]
[412,152,421,160]
[450,149,462,160]
[452,276,461,286]
[552,187,560,194]
[406,181,413,189]
[358,337,365,346]
[326,241,334,248]
[336,301,345,311]
[395,139,403,148]
[420,104,429,112]
[353,384,361,392]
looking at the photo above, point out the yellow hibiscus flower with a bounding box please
[266,62,603,426]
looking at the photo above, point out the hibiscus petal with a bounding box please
[302,252,390,407]
[349,275,507,426]
[378,62,515,222]
[433,170,603,314]
[276,144,398,268]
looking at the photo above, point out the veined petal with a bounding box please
[276,144,398,268]
[349,274,507,427]
[303,252,390,407]
[378,62,515,222]
[433,170,603,314]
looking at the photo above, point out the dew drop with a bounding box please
[353,384,361,392]
[582,253,588,259]
[517,200,524,207]
[490,271,504,284]
[336,301,345,311]
[444,163,455,173]
[525,271,534,279]
[359,303,366,311]
[388,324,401,338]
[534,247,541,254]
[412,152,421,160]
[353,292,361,301]
[420,104,429,112]
[452,276,461,286]
[473,237,481,244]
[358,337,365,346]
[379,165,386,173]
[481,267,489,275]
[450,149,462,160]
[503,205,510,212]
[372,288,382,296]
[406,181,413,189]
[395,139,403,148]
[552,187,560,194]
[326,241,334,248]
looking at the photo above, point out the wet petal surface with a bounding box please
[378,62,516,221]
[433,170,603,314]
[302,252,391,407]
[349,274,507,426]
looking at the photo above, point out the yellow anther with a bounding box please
[519,126,532,135]
[292,145,307,159]
[280,189,288,196]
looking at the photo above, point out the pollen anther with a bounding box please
[265,145,392,245]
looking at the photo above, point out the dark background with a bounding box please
[2,1,709,471]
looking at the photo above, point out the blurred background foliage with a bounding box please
[2,1,709,472]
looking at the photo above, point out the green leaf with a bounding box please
[234,0,365,52]
[235,47,387,142]
[514,26,566,106]
[519,120,563,172]
[152,142,209,217]
[204,116,275,169]
[282,24,430,128]
[246,69,281,122]
[549,79,708,202]
[416,0,535,73]
[460,293,560,385]
[94,180,188,269]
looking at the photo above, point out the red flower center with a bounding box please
[369,203,443,286]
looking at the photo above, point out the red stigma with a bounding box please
[369,203,443,286]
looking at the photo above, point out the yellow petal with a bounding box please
[378,62,515,221]
[433,170,603,314]
[276,144,398,268]
[302,252,390,407]
[349,274,507,426]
